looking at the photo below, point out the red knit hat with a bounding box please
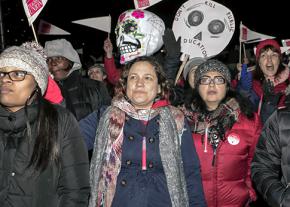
[256,39,281,60]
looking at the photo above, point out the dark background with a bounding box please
[1,0,288,65]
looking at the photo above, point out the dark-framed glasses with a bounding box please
[199,76,226,85]
[0,70,30,81]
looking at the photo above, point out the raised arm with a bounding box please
[103,37,121,85]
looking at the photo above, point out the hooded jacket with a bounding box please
[45,39,111,120]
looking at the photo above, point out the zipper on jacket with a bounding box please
[213,145,220,207]
[212,148,217,166]
[212,148,218,207]
[204,124,209,152]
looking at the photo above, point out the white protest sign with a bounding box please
[172,0,235,59]
[240,22,275,44]
[38,20,71,35]
[22,0,48,25]
[133,0,163,9]
[72,16,111,33]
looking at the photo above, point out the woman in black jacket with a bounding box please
[0,42,90,207]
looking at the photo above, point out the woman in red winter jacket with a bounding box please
[236,39,290,124]
[183,59,262,207]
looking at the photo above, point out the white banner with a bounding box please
[22,0,48,25]
[133,0,162,9]
[282,39,290,54]
[240,22,275,44]
[38,20,70,35]
[72,16,111,33]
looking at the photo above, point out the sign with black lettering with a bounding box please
[172,0,235,58]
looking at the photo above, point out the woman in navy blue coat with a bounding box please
[81,56,206,207]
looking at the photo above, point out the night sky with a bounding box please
[1,0,288,63]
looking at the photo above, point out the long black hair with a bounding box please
[27,86,59,172]
[184,83,255,119]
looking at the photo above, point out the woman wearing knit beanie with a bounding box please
[0,42,90,207]
[182,59,262,207]
[237,39,289,124]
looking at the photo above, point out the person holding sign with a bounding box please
[237,39,290,124]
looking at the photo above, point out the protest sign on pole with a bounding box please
[22,0,48,43]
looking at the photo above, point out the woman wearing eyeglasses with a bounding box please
[0,42,90,207]
[183,59,262,207]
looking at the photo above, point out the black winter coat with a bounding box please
[162,53,185,107]
[0,103,90,207]
[58,70,111,121]
[251,107,290,207]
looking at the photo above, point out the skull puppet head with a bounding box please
[115,9,165,64]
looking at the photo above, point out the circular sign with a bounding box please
[172,0,235,59]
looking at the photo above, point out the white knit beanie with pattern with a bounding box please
[0,41,49,95]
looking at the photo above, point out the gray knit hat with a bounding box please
[44,39,81,71]
[0,41,49,95]
[194,59,231,87]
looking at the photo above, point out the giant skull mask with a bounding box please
[172,0,235,59]
[115,9,165,64]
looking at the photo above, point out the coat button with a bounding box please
[149,137,154,143]
[126,160,132,165]
[11,172,15,176]
[148,161,154,168]
[128,136,134,141]
[121,179,127,186]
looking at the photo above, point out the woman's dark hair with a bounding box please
[27,87,59,172]
[115,56,171,101]
[254,45,285,82]
[184,83,254,119]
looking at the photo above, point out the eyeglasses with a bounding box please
[0,70,30,81]
[199,76,226,85]
[46,56,66,64]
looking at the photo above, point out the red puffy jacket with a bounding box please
[192,112,262,207]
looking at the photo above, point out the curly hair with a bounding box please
[114,56,172,101]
